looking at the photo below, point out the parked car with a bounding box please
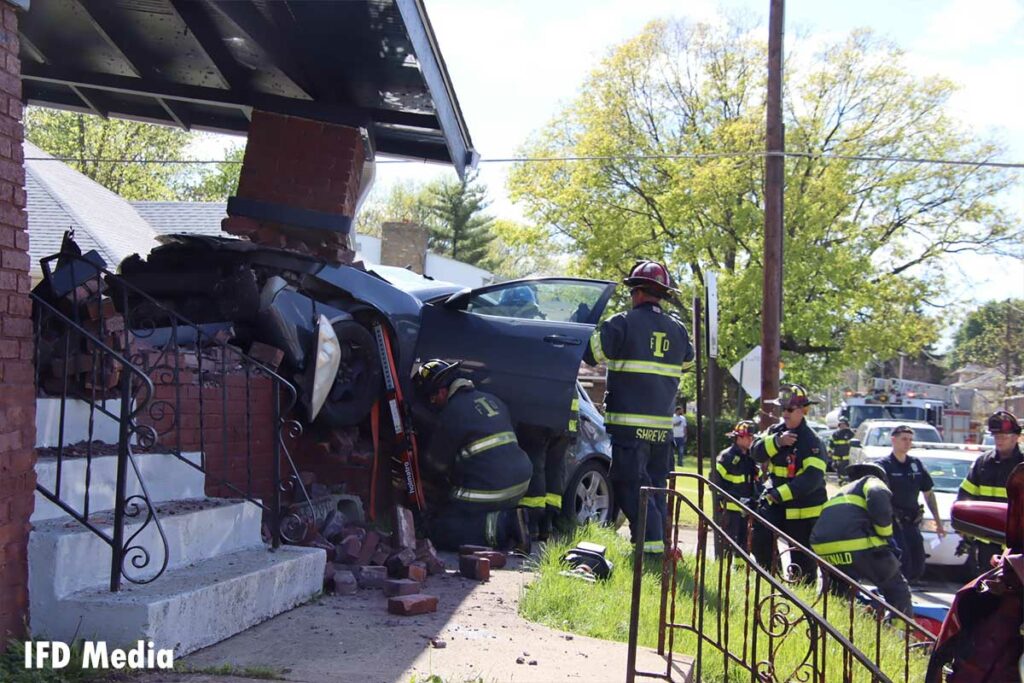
[119,237,617,517]
[849,419,943,465]
[911,445,980,576]
[564,383,614,525]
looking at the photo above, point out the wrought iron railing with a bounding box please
[625,473,936,683]
[32,249,312,590]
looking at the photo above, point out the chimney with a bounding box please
[380,222,428,274]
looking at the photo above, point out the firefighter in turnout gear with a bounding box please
[830,417,854,482]
[810,463,912,616]
[713,420,759,553]
[414,359,532,552]
[583,261,695,554]
[957,410,1024,572]
[751,383,828,581]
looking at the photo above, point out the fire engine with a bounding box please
[825,378,974,443]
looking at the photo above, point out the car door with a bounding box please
[414,278,615,431]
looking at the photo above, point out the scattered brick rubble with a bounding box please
[308,499,510,617]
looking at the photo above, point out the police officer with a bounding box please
[830,417,854,482]
[583,260,695,554]
[957,410,1024,571]
[713,420,759,553]
[751,384,828,581]
[877,424,946,582]
[810,463,912,616]
[414,359,532,552]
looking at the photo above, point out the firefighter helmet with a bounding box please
[623,260,677,296]
[987,410,1022,435]
[412,359,462,398]
[845,462,889,486]
[767,383,817,409]
[727,420,758,439]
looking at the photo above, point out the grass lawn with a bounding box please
[520,525,929,683]
[670,463,715,527]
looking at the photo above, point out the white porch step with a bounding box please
[36,397,127,448]
[35,546,325,656]
[29,498,263,602]
[33,452,205,522]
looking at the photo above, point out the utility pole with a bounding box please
[760,0,785,428]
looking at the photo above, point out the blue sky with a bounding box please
[375,0,1024,318]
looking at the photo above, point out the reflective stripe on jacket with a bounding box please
[829,427,854,460]
[958,446,1024,502]
[583,302,694,443]
[713,444,758,512]
[426,382,533,509]
[751,419,828,520]
[810,476,894,556]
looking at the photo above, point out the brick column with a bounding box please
[380,222,427,274]
[222,111,367,265]
[0,0,34,647]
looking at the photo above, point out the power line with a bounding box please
[24,150,1024,169]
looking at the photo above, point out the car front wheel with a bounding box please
[564,460,614,526]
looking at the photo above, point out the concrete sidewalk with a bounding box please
[133,554,688,683]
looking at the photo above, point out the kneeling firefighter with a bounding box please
[809,462,912,616]
[414,359,531,552]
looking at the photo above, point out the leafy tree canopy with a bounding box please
[175,143,244,201]
[508,20,1021,385]
[948,299,1024,379]
[425,169,496,267]
[354,180,437,238]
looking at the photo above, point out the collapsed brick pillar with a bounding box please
[0,0,34,648]
[223,110,367,265]
[380,222,428,274]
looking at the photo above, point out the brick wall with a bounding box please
[380,222,427,274]
[0,0,32,647]
[222,110,366,265]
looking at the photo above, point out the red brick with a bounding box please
[2,316,30,338]
[6,294,26,318]
[0,247,26,271]
[3,7,18,32]
[11,186,24,209]
[406,563,428,583]
[0,339,15,358]
[459,555,490,582]
[383,578,422,597]
[387,593,438,616]
[470,550,508,569]
[355,565,387,589]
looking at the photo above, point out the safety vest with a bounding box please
[431,381,533,509]
[751,419,828,520]
[810,476,894,557]
[830,428,854,459]
[958,446,1024,502]
[584,302,694,443]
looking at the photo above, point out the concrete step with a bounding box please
[33,452,205,522]
[29,498,263,602]
[33,545,325,657]
[36,397,128,448]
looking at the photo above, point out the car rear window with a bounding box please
[920,457,972,493]
[865,426,942,446]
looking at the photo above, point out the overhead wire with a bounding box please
[23,150,1024,170]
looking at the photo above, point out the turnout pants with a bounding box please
[824,547,913,617]
[717,510,749,558]
[519,426,568,540]
[893,513,926,581]
[781,517,818,584]
[429,500,515,551]
[611,438,672,551]
[834,456,849,482]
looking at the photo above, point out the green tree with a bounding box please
[425,169,495,267]
[948,299,1024,381]
[508,20,1021,386]
[354,180,436,238]
[175,143,244,201]
[485,218,563,279]
[25,107,193,200]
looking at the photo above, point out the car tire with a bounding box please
[314,321,382,427]
[563,459,614,526]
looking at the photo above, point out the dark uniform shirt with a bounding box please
[751,418,828,521]
[810,475,894,561]
[427,380,533,510]
[878,452,934,515]
[713,444,758,512]
[830,428,855,459]
[958,446,1024,503]
[582,302,694,443]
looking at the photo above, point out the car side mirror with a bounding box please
[442,289,472,309]
[850,439,861,448]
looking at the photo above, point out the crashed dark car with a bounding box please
[116,235,615,518]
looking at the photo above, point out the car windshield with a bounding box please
[921,457,973,493]
[865,426,942,446]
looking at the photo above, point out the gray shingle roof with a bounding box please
[25,141,159,279]
[131,201,229,238]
